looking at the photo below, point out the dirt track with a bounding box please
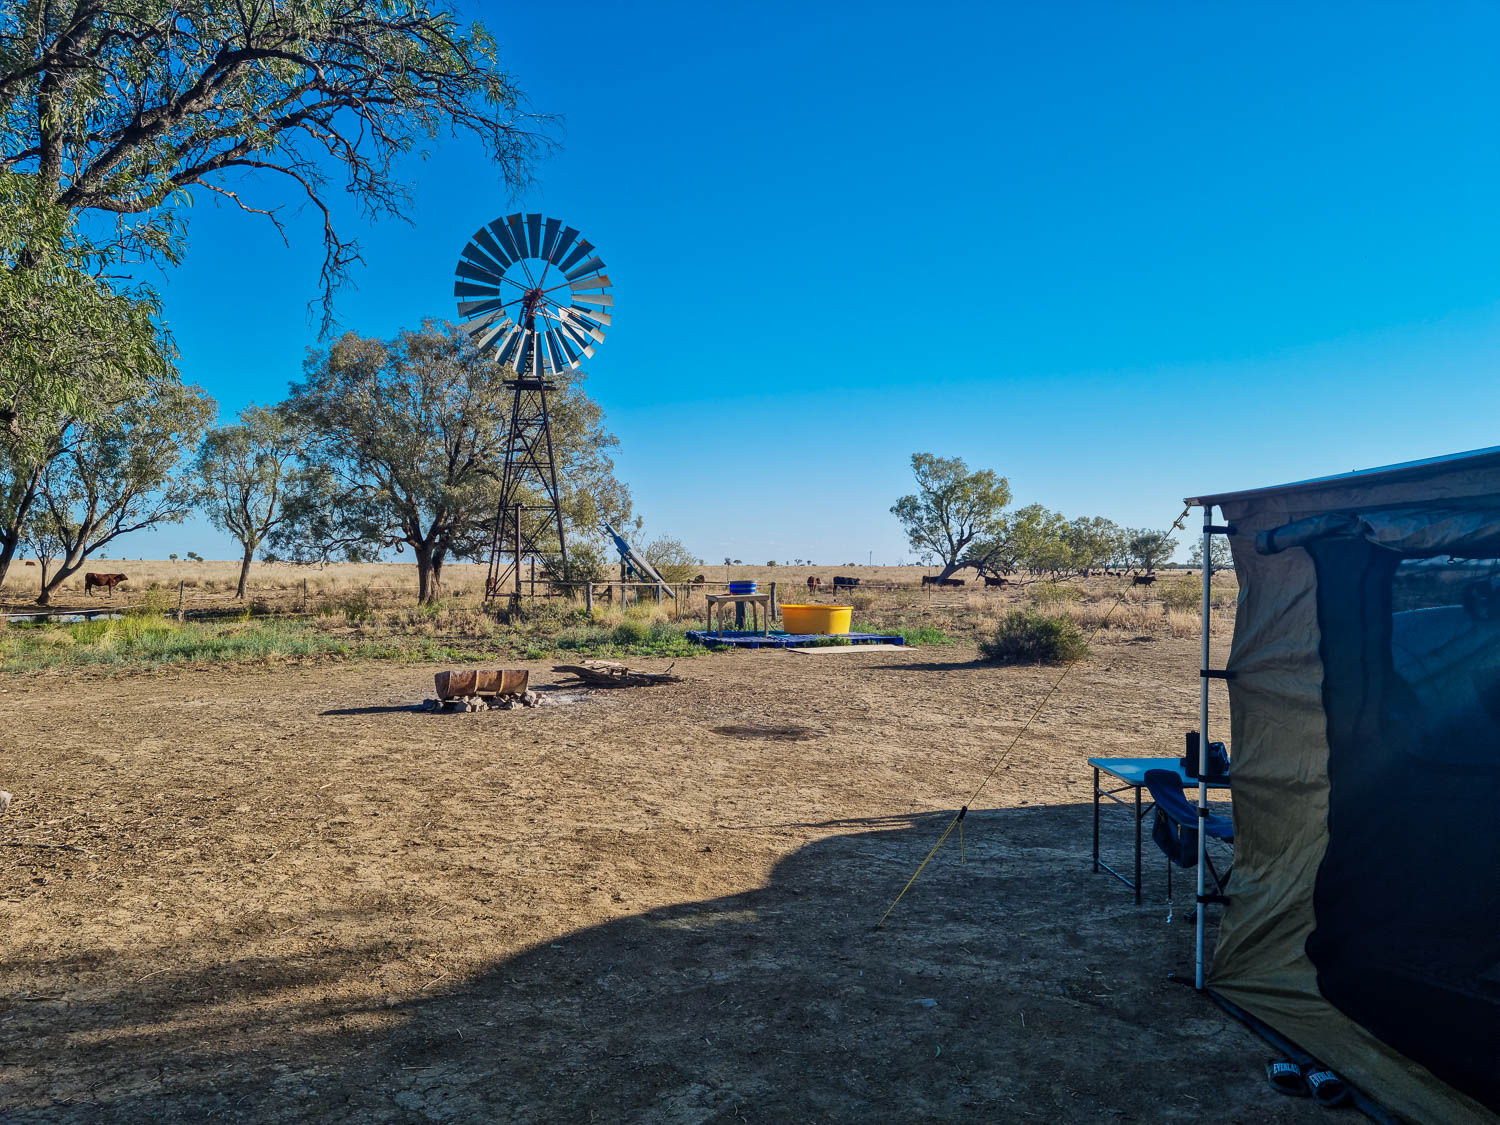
[0,636,1323,1123]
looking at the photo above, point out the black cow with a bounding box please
[982,576,1007,587]
[832,576,860,590]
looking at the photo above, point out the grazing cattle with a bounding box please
[23,560,35,567]
[921,575,940,586]
[832,576,859,590]
[982,576,1008,587]
[806,576,822,590]
[939,578,965,588]
[85,572,128,597]
[1132,574,1156,586]
[692,575,706,585]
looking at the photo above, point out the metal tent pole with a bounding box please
[1196,504,1212,989]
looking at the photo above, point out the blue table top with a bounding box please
[1089,756,1231,789]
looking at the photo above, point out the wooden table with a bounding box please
[704,593,773,637]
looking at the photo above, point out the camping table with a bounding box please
[1089,758,1231,903]
[704,593,773,637]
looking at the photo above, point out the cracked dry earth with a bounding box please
[0,637,1322,1124]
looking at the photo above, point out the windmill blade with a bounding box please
[541,217,562,262]
[549,226,580,265]
[470,315,516,351]
[505,215,530,262]
[454,281,502,299]
[558,314,606,345]
[561,320,601,353]
[568,274,612,293]
[572,292,614,308]
[571,305,611,327]
[555,331,582,366]
[461,241,508,278]
[457,296,519,319]
[470,227,513,269]
[488,218,525,262]
[495,329,522,367]
[455,259,507,287]
[557,239,594,273]
[525,213,544,258]
[565,256,607,280]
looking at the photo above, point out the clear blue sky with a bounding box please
[125,1,1500,564]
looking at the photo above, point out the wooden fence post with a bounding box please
[770,581,778,618]
[177,580,184,622]
[584,582,594,614]
[302,577,308,613]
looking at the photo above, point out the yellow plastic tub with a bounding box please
[780,604,853,635]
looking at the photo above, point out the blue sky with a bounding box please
[127,1,1500,564]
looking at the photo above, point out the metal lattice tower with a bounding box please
[451,213,612,605]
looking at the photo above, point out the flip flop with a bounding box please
[1306,1069,1349,1107]
[1267,1059,1309,1097]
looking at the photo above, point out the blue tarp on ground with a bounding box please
[685,630,905,649]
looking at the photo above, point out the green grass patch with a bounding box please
[0,608,705,673]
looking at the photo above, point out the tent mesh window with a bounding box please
[1306,538,1500,1112]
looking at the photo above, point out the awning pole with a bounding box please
[1196,504,1212,989]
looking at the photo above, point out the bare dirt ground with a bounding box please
[0,633,1323,1124]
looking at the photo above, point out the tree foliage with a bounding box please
[891,453,1011,579]
[1125,528,1177,575]
[1188,535,1233,574]
[31,378,215,603]
[273,321,629,603]
[0,0,550,330]
[195,404,307,598]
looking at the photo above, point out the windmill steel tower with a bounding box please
[451,214,612,605]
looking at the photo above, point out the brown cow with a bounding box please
[692,575,706,585]
[806,576,822,590]
[85,572,128,597]
[23,560,35,567]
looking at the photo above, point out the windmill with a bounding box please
[452,214,612,605]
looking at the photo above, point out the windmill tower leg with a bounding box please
[483,326,570,610]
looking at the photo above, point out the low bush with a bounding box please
[978,609,1088,666]
[1157,575,1201,612]
[1028,581,1081,608]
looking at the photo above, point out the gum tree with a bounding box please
[275,322,630,604]
[0,0,550,331]
[194,405,307,599]
[891,453,1012,581]
[32,380,216,604]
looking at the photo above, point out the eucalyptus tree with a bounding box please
[32,380,216,604]
[0,174,172,586]
[0,0,550,331]
[274,322,630,604]
[891,453,1012,581]
[195,405,307,598]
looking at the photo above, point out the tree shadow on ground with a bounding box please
[7,806,1301,1125]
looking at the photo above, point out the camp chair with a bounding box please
[1143,768,1234,905]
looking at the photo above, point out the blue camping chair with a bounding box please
[1143,769,1234,902]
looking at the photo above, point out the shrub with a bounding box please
[1158,575,1201,612]
[1028,582,1081,608]
[979,610,1088,666]
[611,619,648,646]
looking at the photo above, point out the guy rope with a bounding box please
[874,505,1194,928]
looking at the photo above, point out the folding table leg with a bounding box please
[1133,785,1142,904]
[1092,767,1100,873]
